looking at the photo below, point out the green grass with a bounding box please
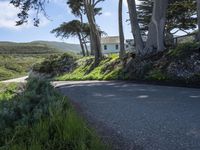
[145,69,169,81]
[0,83,19,101]
[167,42,200,59]
[0,55,44,81]
[0,78,107,150]
[0,42,63,55]
[56,54,122,81]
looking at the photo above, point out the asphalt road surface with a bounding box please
[55,81,200,150]
[1,76,28,83]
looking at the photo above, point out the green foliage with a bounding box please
[0,83,18,101]
[57,54,121,81]
[51,20,90,40]
[0,42,63,55]
[168,42,200,58]
[33,53,77,75]
[0,78,106,150]
[137,0,197,34]
[0,67,14,80]
[146,69,169,81]
[0,55,43,81]
[103,67,122,80]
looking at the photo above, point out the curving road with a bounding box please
[1,76,28,83]
[55,81,200,150]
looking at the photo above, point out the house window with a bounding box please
[104,45,107,50]
[115,44,119,50]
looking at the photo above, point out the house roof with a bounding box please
[101,36,120,44]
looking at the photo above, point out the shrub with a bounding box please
[0,67,14,81]
[168,42,200,59]
[0,83,18,101]
[146,69,169,81]
[33,53,77,75]
[0,78,106,150]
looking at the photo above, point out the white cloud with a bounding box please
[0,1,50,30]
[103,12,112,17]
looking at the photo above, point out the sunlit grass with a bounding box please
[0,78,107,150]
[0,55,44,81]
[57,54,122,81]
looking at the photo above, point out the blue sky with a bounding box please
[0,0,138,44]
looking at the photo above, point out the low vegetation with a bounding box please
[32,53,122,80]
[33,53,78,76]
[167,42,200,59]
[57,54,122,81]
[0,42,62,55]
[0,55,43,81]
[32,42,200,87]
[0,83,20,101]
[0,78,106,150]
[0,41,72,81]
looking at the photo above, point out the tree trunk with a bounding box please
[84,0,102,66]
[83,40,90,56]
[90,33,95,55]
[197,0,200,41]
[119,0,125,59]
[78,33,86,56]
[127,0,144,55]
[80,14,90,56]
[144,0,169,55]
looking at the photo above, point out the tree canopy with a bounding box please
[137,0,197,35]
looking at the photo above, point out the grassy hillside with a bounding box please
[32,54,122,80]
[32,42,200,87]
[56,55,122,81]
[0,40,81,80]
[32,41,82,54]
[0,42,63,55]
[0,55,44,81]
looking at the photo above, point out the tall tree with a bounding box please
[137,0,153,34]
[67,0,104,64]
[84,0,104,66]
[67,0,89,55]
[197,0,200,41]
[10,0,48,26]
[51,20,90,56]
[127,0,144,55]
[137,0,197,35]
[144,0,169,54]
[118,0,125,59]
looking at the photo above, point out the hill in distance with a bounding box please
[31,41,81,54]
[0,41,81,55]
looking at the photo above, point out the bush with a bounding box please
[33,53,77,75]
[0,78,106,150]
[0,83,18,101]
[168,42,200,59]
[146,69,169,81]
[0,67,14,80]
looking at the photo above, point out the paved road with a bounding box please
[1,76,28,83]
[56,81,200,150]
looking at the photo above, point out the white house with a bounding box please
[101,36,135,54]
[101,36,120,54]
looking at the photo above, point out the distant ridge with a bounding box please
[0,41,81,54]
[31,41,81,53]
